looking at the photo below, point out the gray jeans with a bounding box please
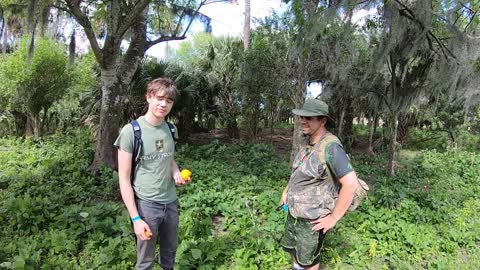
[135,199,179,270]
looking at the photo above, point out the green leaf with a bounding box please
[14,256,26,269]
[191,248,202,260]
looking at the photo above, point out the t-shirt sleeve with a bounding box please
[325,142,354,178]
[114,124,134,153]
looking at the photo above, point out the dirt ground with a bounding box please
[186,128,294,157]
[186,127,374,158]
[187,128,380,155]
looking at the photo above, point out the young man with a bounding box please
[115,78,190,270]
[280,98,359,270]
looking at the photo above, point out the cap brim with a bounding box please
[292,109,321,117]
[292,109,336,128]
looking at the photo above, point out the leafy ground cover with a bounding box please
[0,129,479,269]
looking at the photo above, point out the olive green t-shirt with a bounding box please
[114,116,178,203]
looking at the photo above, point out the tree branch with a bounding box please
[116,0,151,39]
[107,0,121,38]
[203,0,232,4]
[51,4,72,15]
[459,1,476,14]
[64,0,104,67]
[181,1,205,37]
[0,7,4,41]
[146,0,216,49]
[463,9,478,32]
[394,0,457,60]
[363,89,392,112]
[174,0,194,35]
[146,35,187,49]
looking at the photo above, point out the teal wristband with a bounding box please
[131,215,141,222]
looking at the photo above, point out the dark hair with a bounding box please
[146,78,178,101]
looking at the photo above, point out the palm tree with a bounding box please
[206,36,243,139]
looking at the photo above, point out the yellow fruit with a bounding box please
[180,169,192,181]
[145,230,152,239]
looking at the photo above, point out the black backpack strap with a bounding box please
[130,119,142,183]
[166,121,177,142]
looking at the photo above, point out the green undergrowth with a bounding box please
[405,128,479,152]
[0,130,479,269]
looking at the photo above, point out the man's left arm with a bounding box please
[310,171,359,232]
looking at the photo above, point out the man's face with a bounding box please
[146,91,174,119]
[299,116,326,136]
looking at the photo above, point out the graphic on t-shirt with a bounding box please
[156,139,164,152]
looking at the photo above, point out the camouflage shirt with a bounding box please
[287,133,353,219]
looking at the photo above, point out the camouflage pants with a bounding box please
[282,213,327,267]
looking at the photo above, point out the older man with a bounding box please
[281,98,359,270]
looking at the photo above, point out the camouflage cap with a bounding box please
[292,98,335,127]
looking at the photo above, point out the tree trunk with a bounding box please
[447,128,457,148]
[290,115,301,162]
[12,110,27,136]
[41,108,51,134]
[388,111,399,176]
[91,7,148,173]
[243,0,250,50]
[52,10,61,36]
[26,0,38,33]
[26,115,34,137]
[342,97,354,149]
[463,103,469,125]
[374,115,379,138]
[290,82,306,166]
[269,111,275,138]
[91,68,125,172]
[226,118,240,139]
[0,8,4,48]
[25,113,41,137]
[33,114,41,138]
[164,41,170,58]
[2,23,7,55]
[246,107,260,141]
[69,30,76,66]
[39,6,49,37]
[28,29,35,62]
[367,114,377,156]
[26,0,37,61]
[397,112,416,144]
[337,106,345,140]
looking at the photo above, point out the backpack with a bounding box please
[130,119,177,182]
[316,133,369,212]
